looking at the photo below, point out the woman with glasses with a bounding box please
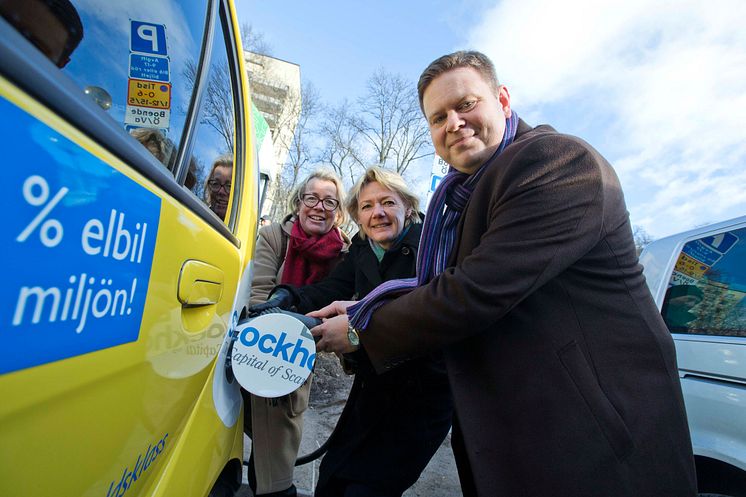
[244,169,350,497]
[254,167,453,497]
[204,155,233,219]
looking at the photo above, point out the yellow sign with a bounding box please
[127,78,171,109]
[674,252,709,279]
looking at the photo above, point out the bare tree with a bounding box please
[281,81,322,189]
[268,82,323,219]
[240,23,272,56]
[633,225,654,255]
[184,60,233,154]
[350,68,431,175]
[319,102,366,187]
[392,112,432,175]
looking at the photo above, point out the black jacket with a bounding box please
[294,223,453,495]
[295,222,419,310]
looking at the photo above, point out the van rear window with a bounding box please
[662,226,746,337]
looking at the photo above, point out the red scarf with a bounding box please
[280,220,344,286]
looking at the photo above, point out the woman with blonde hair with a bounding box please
[244,168,350,497]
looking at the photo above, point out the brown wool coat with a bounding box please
[359,120,697,497]
[250,216,294,306]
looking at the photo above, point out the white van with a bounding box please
[640,215,746,496]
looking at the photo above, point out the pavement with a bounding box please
[235,353,461,496]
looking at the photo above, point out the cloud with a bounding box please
[468,0,746,238]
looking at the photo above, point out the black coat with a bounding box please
[293,223,453,496]
[360,121,697,497]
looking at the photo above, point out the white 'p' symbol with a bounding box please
[137,25,159,52]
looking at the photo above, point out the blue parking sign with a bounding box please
[129,54,170,82]
[130,21,167,56]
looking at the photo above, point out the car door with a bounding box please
[0,1,257,495]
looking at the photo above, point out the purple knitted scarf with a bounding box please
[348,112,519,329]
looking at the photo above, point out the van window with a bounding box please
[188,9,237,224]
[1,0,208,173]
[662,226,746,337]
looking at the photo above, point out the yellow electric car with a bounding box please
[0,1,259,495]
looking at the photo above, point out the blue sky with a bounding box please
[236,0,746,239]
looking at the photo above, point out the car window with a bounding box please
[0,0,208,174]
[662,226,746,337]
[188,10,237,225]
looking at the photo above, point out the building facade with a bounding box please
[245,51,301,218]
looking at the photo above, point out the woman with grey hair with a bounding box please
[244,168,350,497]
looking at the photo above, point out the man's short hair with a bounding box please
[417,50,501,112]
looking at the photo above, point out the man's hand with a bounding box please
[311,314,358,354]
[248,287,294,316]
[306,300,357,319]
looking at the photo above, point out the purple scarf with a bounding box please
[348,112,519,329]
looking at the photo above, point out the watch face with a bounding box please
[347,327,360,346]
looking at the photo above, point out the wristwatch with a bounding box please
[347,321,360,347]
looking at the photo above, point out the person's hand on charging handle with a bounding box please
[306,300,356,319]
[248,286,295,316]
[308,301,359,354]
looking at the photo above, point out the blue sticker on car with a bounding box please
[0,97,160,374]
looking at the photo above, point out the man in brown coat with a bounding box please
[311,51,697,497]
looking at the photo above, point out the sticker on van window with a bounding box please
[682,232,739,267]
[0,97,160,374]
[674,252,710,279]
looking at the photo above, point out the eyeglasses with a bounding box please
[300,194,339,211]
[208,180,231,193]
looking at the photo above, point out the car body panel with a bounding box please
[0,0,258,494]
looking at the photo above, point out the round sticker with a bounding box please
[231,313,316,397]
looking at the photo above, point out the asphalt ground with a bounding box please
[236,353,461,496]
